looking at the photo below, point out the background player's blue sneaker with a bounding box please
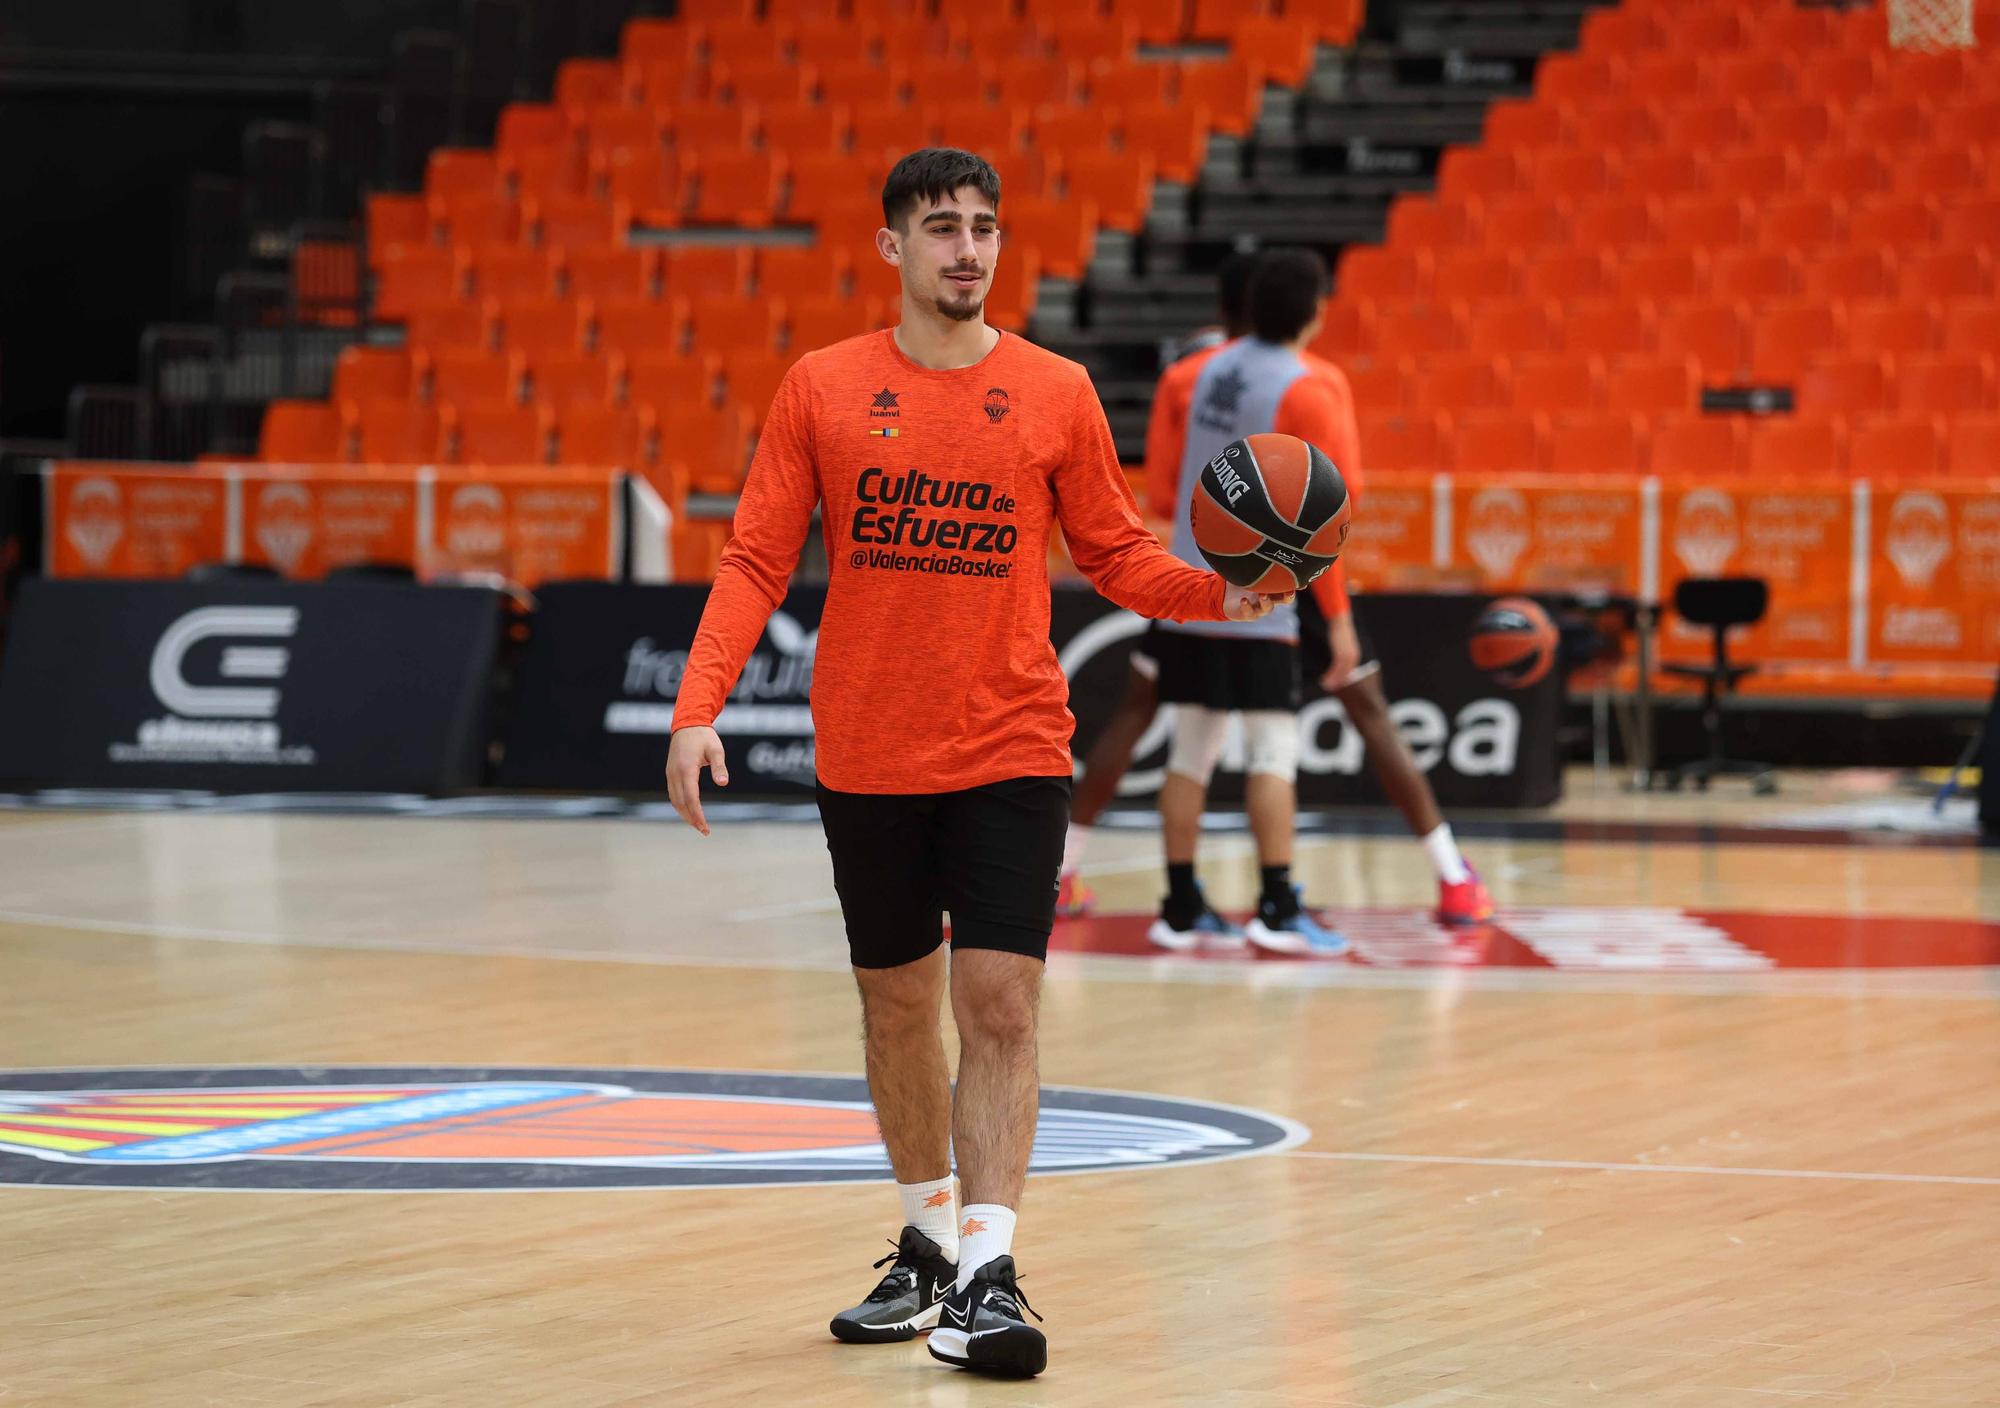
[1245,888,1350,957]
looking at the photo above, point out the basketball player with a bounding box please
[663,149,1285,1379]
[1059,252,1493,936]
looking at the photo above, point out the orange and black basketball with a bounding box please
[1189,433,1352,594]
[1469,596,1559,688]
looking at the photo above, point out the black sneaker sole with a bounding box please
[829,1301,942,1344]
[928,1324,1048,1377]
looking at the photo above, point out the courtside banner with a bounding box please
[0,579,501,790]
[498,582,824,793]
[1055,589,1562,809]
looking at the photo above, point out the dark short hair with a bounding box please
[1217,250,1260,331]
[881,148,1002,232]
[1246,247,1330,344]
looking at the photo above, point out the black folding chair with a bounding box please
[1663,577,1777,794]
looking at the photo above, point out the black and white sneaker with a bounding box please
[828,1226,957,1344]
[927,1256,1046,1378]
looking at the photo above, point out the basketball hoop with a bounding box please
[1888,0,1975,50]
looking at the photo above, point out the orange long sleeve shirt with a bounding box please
[1141,339,1366,619]
[673,329,1231,794]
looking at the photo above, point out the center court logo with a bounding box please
[0,1068,1306,1191]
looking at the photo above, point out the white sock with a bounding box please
[1423,824,1471,885]
[898,1176,959,1262]
[1059,824,1092,878]
[955,1203,1018,1289]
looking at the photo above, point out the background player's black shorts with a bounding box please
[815,775,1072,970]
[1151,630,1301,711]
[1297,591,1384,691]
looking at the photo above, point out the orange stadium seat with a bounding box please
[994,60,1079,109]
[499,299,591,357]
[1549,413,1645,474]
[555,58,624,110]
[789,297,884,350]
[1759,98,1833,151]
[451,401,553,464]
[1650,416,1745,479]
[1002,197,1097,280]
[1433,250,1520,301]
[1680,8,1747,51]
[1452,412,1547,473]
[1286,0,1362,42]
[504,146,590,203]
[556,405,647,467]
[525,195,625,247]
[1605,356,1700,415]
[1508,355,1603,414]
[526,351,622,408]
[1761,195,1845,252]
[1521,249,1609,302]
[1312,301,1374,358]
[687,297,785,357]
[375,247,464,322]
[1800,149,1890,204]
[1482,99,1566,151]
[1796,356,1892,416]
[1108,0,1195,45]
[1578,5,1660,52]
[430,347,521,405]
[1747,418,1844,478]
[566,246,659,303]
[603,150,682,226]
[667,103,761,156]
[1374,302,1467,359]
[1477,194,1568,247]
[1943,300,2000,356]
[628,352,718,410]
[1467,300,1559,357]
[1061,151,1155,233]
[1847,300,1938,359]
[1357,412,1446,471]
[907,60,992,109]
[331,346,415,404]
[430,189,520,247]
[1712,252,1808,304]
[668,404,755,493]
[352,398,443,464]
[689,151,786,227]
[1848,196,1940,246]
[1946,415,2000,476]
[1569,196,1657,249]
[260,400,347,461]
[763,100,849,157]
[427,149,503,200]
[580,104,665,158]
[620,19,699,69]
[1412,355,1504,412]
[1088,59,1171,109]
[1617,247,1707,303]
[721,60,815,108]
[1344,358,1411,413]
[1942,197,2000,251]
[1662,194,1752,250]
[1174,58,1263,138]
[1534,52,1618,105]
[1624,54,1701,104]
[928,103,1028,155]
[818,61,909,109]
[983,249,1042,330]
[1796,50,1881,105]
[1229,18,1316,87]
[705,20,787,70]
[366,194,433,267]
[1033,105,1119,153]
[720,354,793,427]
[1529,150,1618,199]
[663,247,755,299]
[1901,249,1993,302]
[1585,101,1663,149]
[1898,355,1995,415]
[1386,197,1472,249]
[470,246,559,303]
[406,299,495,351]
[1849,416,1944,479]
[1560,300,1653,359]
[1658,301,1749,381]
[1750,302,1843,380]
[1337,247,1431,300]
[1661,99,1751,151]
[1120,101,1210,185]
[1806,250,1896,302]
[1709,53,1791,102]
[592,298,688,360]
[759,248,847,306]
[1438,148,1521,200]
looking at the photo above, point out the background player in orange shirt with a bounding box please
[1056,250,1493,932]
[662,149,1285,1379]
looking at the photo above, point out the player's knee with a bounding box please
[1167,706,1228,786]
[857,967,939,1034]
[955,983,1037,1049]
[1242,711,1299,783]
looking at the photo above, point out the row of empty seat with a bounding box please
[1362,411,2000,479]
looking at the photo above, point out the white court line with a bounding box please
[1286,1149,2000,1188]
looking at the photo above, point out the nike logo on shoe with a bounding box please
[943,1302,972,1327]
[931,1279,953,1303]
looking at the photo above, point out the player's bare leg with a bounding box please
[854,948,952,1183]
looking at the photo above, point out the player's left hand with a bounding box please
[1320,611,1362,692]
[1224,585,1294,622]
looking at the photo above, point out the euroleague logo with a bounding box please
[0,1067,1304,1191]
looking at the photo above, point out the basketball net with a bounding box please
[1888,0,1975,50]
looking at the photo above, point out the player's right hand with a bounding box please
[1224,585,1295,622]
[665,725,729,836]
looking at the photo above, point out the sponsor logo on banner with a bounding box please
[0,1067,1304,1191]
[607,612,818,779]
[64,477,125,568]
[1885,491,1951,588]
[1464,488,1530,578]
[1672,488,1739,575]
[253,482,315,575]
[443,484,508,561]
[109,606,317,766]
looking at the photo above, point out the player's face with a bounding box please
[903,187,999,323]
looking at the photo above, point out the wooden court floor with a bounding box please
[0,784,1995,1406]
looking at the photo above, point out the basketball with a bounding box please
[1469,596,1559,688]
[1189,433,1352,594]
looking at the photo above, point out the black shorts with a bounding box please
[1297,592,1384,691]
[1151,629,1302,711]
[815,775,1072,970]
